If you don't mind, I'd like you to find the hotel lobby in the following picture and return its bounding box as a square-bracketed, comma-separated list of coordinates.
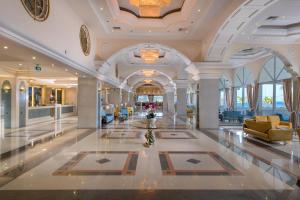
[0, 0, 300, 199]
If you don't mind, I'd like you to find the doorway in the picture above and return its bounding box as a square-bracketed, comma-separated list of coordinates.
[19, 81, 26, 128]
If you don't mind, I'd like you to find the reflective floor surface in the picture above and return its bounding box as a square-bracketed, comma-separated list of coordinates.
[0, 114, 299, 199]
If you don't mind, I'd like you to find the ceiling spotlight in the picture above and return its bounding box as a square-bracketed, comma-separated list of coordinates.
[65, 69, 68, 71]
[18, 63, 22, 66]
[197, 9, 201, 12]
[32, 56, 36, 60]
[3, 46, 8, 49]
[51, 64, 54, 67]
[75, 72, 78, 75]
[100, 7, 104, 11]
[148, 30, 152, 33]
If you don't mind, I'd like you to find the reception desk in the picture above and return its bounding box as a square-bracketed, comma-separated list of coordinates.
[28, 105, 76, 124]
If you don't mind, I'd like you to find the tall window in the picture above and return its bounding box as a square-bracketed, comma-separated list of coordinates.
[258, 56, 291, 113]
[234, 67, 252, 110]
[137, 95, 149, 102]
[153, 95, 163, 102]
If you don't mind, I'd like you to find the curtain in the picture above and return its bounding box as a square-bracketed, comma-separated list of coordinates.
[283, 79, 295, 126]
[225, 88, 233, 110]
[253, 82, 259, 112]
[283, 79, 293, 112]
[247, 85, 253, 111]
[295, 78, 300, 127]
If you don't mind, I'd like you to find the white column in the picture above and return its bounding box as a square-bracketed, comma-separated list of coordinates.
[163, 93, 168, 113]
[198, 78, 219, 129]
[174, 80, 188, 118]
[165, 85, 175, 114]
[78, 77, 99, 128]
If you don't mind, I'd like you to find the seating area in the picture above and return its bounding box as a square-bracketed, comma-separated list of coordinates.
[243, 115, 292, 142]
[100, 110, 114, 124]
[220, 111, 244, 123]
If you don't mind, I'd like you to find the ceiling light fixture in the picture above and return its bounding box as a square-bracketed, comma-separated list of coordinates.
[3, 46, 8, 49]
[144, 79, 153, 84]
[129, 0, 171, 17]
[140, 48, 159, 64]
[18, 63, 22, 66]
[32, 56, 36, 60]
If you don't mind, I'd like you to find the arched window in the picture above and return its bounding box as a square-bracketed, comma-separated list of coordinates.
[234, 67, 252, 110]
[258, 56, 291, 112]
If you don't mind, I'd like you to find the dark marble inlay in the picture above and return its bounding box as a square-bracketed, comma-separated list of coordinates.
[155, 131, 197, 139]
[186, 158, 201, 164]
[96, 158, 110, 164]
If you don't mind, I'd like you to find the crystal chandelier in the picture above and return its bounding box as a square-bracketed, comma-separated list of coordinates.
[140, 49, 160, 64]
[129, 0, 171, 17]
[142, 70, 155, 77]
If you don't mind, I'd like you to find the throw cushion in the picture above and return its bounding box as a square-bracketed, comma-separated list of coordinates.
[255, 116, 268, 122]
[267, 115, 280, 128]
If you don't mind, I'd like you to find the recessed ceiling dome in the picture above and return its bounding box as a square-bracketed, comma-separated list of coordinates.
[118, 0, 185, 18]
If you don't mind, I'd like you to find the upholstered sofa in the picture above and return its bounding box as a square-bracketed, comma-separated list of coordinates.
[119, 108, 129, 121]
[222, 111, 244, 123]
[100, 110, 114, 124]
[243, 115, 292, 142]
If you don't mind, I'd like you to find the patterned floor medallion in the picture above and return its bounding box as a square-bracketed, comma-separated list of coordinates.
[53, 151, 139, 176]
[159, 151, 243, 176]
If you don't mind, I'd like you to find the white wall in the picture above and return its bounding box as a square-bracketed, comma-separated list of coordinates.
[0, 0, 97, 72]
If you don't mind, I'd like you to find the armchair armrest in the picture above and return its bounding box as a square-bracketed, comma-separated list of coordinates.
[268, 129, 292, 141]
[279, 121, 292, 129]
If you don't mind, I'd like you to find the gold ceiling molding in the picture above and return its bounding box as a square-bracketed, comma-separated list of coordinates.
[129, 0, 171, 17]
[140, 49, 160, 64]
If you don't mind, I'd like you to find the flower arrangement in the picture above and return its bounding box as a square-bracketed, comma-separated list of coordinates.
[144, 102, 157, 110]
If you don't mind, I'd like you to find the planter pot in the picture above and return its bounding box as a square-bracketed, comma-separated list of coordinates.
[148, 118, 157, 129]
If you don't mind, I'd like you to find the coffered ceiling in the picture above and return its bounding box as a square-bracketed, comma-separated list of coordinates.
[69, 0, 243, 41]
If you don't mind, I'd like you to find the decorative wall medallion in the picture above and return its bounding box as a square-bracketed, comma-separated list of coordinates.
[21, 0, 50, 22]
[79, 25, 91, 56]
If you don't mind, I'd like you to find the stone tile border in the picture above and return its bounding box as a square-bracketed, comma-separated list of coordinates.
[159, 151, 243, 176]
[53, 151, 139, 176]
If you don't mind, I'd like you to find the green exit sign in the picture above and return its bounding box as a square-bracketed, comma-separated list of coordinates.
[35, 64, 42, 72]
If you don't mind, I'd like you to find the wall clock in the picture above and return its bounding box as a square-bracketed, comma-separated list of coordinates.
[80, 25, 91, 56]
[21, 0, 50, 22]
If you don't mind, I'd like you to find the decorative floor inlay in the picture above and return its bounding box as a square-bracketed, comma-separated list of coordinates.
[155, 131, 197, 139]
[159, 151, 243, 176]
[96, 158, 110, 164]
[101, 130, 144, 139]
[53, 151, 139, 176]
[186, 158, 201, 164]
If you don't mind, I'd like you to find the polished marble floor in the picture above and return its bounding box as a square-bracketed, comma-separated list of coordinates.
[0, 114, 299, 199]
